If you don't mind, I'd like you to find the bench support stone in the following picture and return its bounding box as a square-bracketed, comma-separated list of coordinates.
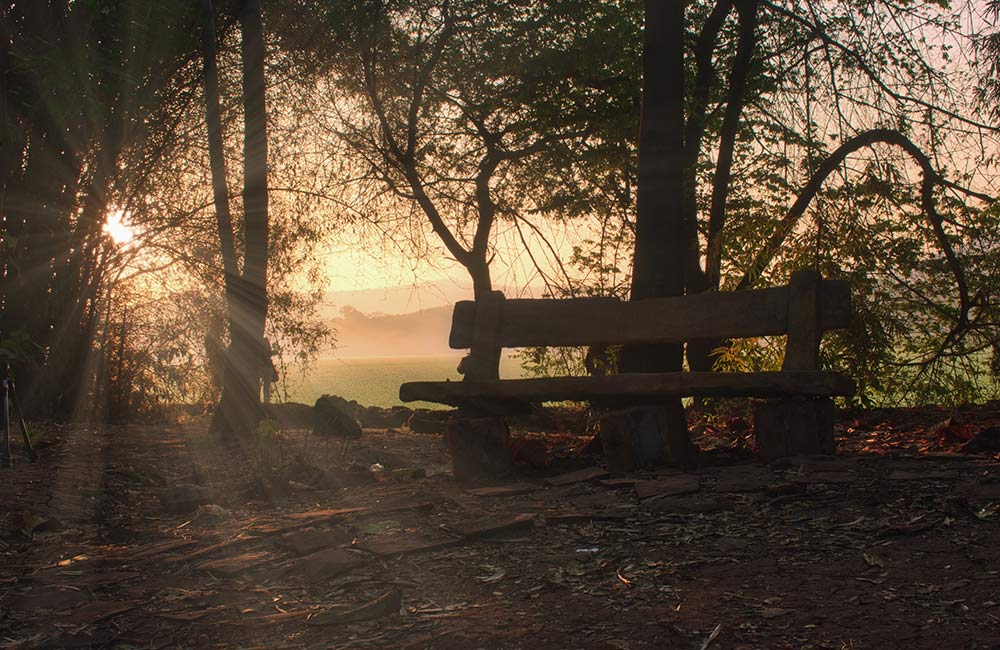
[754, 397, 834, 460]
[445, 417, 512, 482]
[599, 404, 697, 472]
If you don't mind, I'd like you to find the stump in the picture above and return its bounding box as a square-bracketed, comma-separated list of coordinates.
[754, 397, 834, 460]
[599, 404, 697, 473]
[446, 417, 512, 482]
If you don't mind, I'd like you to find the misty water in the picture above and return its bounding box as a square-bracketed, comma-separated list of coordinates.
[285, 353, 525, 409]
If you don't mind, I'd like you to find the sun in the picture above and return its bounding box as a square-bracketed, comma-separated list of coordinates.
[104, 209, 135, 246]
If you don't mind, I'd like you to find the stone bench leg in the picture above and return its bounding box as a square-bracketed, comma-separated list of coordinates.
[599, 403, 697, 473]
[445, 417, 512, 482]
[754, 397, 835, 461]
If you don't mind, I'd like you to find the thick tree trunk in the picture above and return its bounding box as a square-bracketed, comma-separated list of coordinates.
[620, 0, 687, 375]
[616, 0, 694, 463]
[210, 0, 270, 440]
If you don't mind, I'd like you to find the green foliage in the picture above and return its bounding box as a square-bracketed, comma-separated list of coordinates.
[519, 1, 1000, 406]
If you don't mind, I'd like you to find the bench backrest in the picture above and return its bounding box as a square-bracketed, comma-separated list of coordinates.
[449, 270, 851, 375]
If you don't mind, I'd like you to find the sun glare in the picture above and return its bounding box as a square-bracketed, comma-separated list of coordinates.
[104, 209, 135, 246]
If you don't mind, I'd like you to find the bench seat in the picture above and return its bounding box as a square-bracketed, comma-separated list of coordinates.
[398, 271, 855, 470]
[400, 370, 855, 407]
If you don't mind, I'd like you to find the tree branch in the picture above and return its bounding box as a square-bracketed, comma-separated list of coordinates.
[705, 0, 759, 289]
[736, 128, 981, 330]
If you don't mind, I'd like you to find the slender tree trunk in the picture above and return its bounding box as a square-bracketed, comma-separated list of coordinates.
[620, 0, 687, 375]
[687, 0, 759, 373]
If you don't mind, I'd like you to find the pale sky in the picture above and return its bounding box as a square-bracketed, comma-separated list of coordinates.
[321, 215, 611, 314]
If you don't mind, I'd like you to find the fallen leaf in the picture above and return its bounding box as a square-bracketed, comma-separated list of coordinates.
[760, 607, 792, 619]
[699, 623, 722, 650]
[475, 566, 506, 584]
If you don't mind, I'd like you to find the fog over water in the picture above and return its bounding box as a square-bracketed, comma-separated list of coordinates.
[285, 297, 525, 407]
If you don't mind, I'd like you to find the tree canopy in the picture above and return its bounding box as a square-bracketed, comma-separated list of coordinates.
[2, 0, 999, 419]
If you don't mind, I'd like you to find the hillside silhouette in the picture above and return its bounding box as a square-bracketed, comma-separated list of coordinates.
[330, 305, 455, 358]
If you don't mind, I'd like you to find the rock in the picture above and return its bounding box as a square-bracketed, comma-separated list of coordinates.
[407, 409, 453, 434]
[633, 475, 700, 499]
[446, 513, 535, 538]
[961, 426, 1000, 453]
[286, 457, 328, 487]
[291, 548, 366, 583]
[276, 526, 352, 555]
[265, 402, 316, 429]
[314, 395, 362, 439]
[195, 504, 229, 519]
[357, 531, 459, 556]
[544, 466, 609, 486]
[18, 512, 62, 538]
[359, 405, 413, 429]
[160, 484, 214, 515]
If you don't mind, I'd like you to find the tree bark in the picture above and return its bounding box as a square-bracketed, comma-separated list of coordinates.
[687, 0, 759, 374]
[620, 0, 687, 375]
[209, 0, 271, 440]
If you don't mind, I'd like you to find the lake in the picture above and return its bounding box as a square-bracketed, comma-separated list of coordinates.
[284, 353, 526, 409]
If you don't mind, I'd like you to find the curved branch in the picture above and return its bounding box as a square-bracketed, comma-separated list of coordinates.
[736, 128, 980, 326]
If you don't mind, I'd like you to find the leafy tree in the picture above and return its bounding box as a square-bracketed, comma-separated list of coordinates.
[560, 0, 1000, 405]
[301, 0, 640, 378]
[0, 0, 205, 417]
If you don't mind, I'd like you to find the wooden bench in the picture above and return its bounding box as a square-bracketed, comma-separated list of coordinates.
[400, 270, 854, 476]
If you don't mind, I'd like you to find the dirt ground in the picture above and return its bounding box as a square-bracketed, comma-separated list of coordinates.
[2, 402, 1000, 650]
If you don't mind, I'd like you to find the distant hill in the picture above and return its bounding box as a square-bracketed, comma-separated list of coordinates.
[329, 305, 456, 358]
[320, 281, 474, 319]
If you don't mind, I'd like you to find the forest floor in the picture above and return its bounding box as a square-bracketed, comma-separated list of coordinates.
[2, 402, 1000, 650]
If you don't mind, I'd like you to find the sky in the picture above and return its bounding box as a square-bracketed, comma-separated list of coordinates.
[320, 215, 603, 315]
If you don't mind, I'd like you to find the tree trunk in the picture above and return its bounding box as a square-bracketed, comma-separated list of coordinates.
[461, 258, 501, 382]
[686, 0, 759, 375]
[210, 0, 270, 440]
[620, 0, 687, 375]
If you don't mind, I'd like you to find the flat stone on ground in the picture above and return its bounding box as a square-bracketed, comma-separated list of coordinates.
[446, 513, 535, 538]
[567, 492, 629, 510]
[715, 467, 773, 493]
[634, 475, 700, 500]
[276, 527, 353, 556]
[792, 471, 853, 485]
[545, 467, 609, 487]
[644, 495, 734, 514]
[357, 531, 460, 556]
[467, 483, 539, 497]
[293, 548, 366, 582]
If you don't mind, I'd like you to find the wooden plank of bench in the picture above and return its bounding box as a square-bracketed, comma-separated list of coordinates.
[783, 270, 821, 371]
[400, 371, 855, 406]
[448, 281, 851, 349]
